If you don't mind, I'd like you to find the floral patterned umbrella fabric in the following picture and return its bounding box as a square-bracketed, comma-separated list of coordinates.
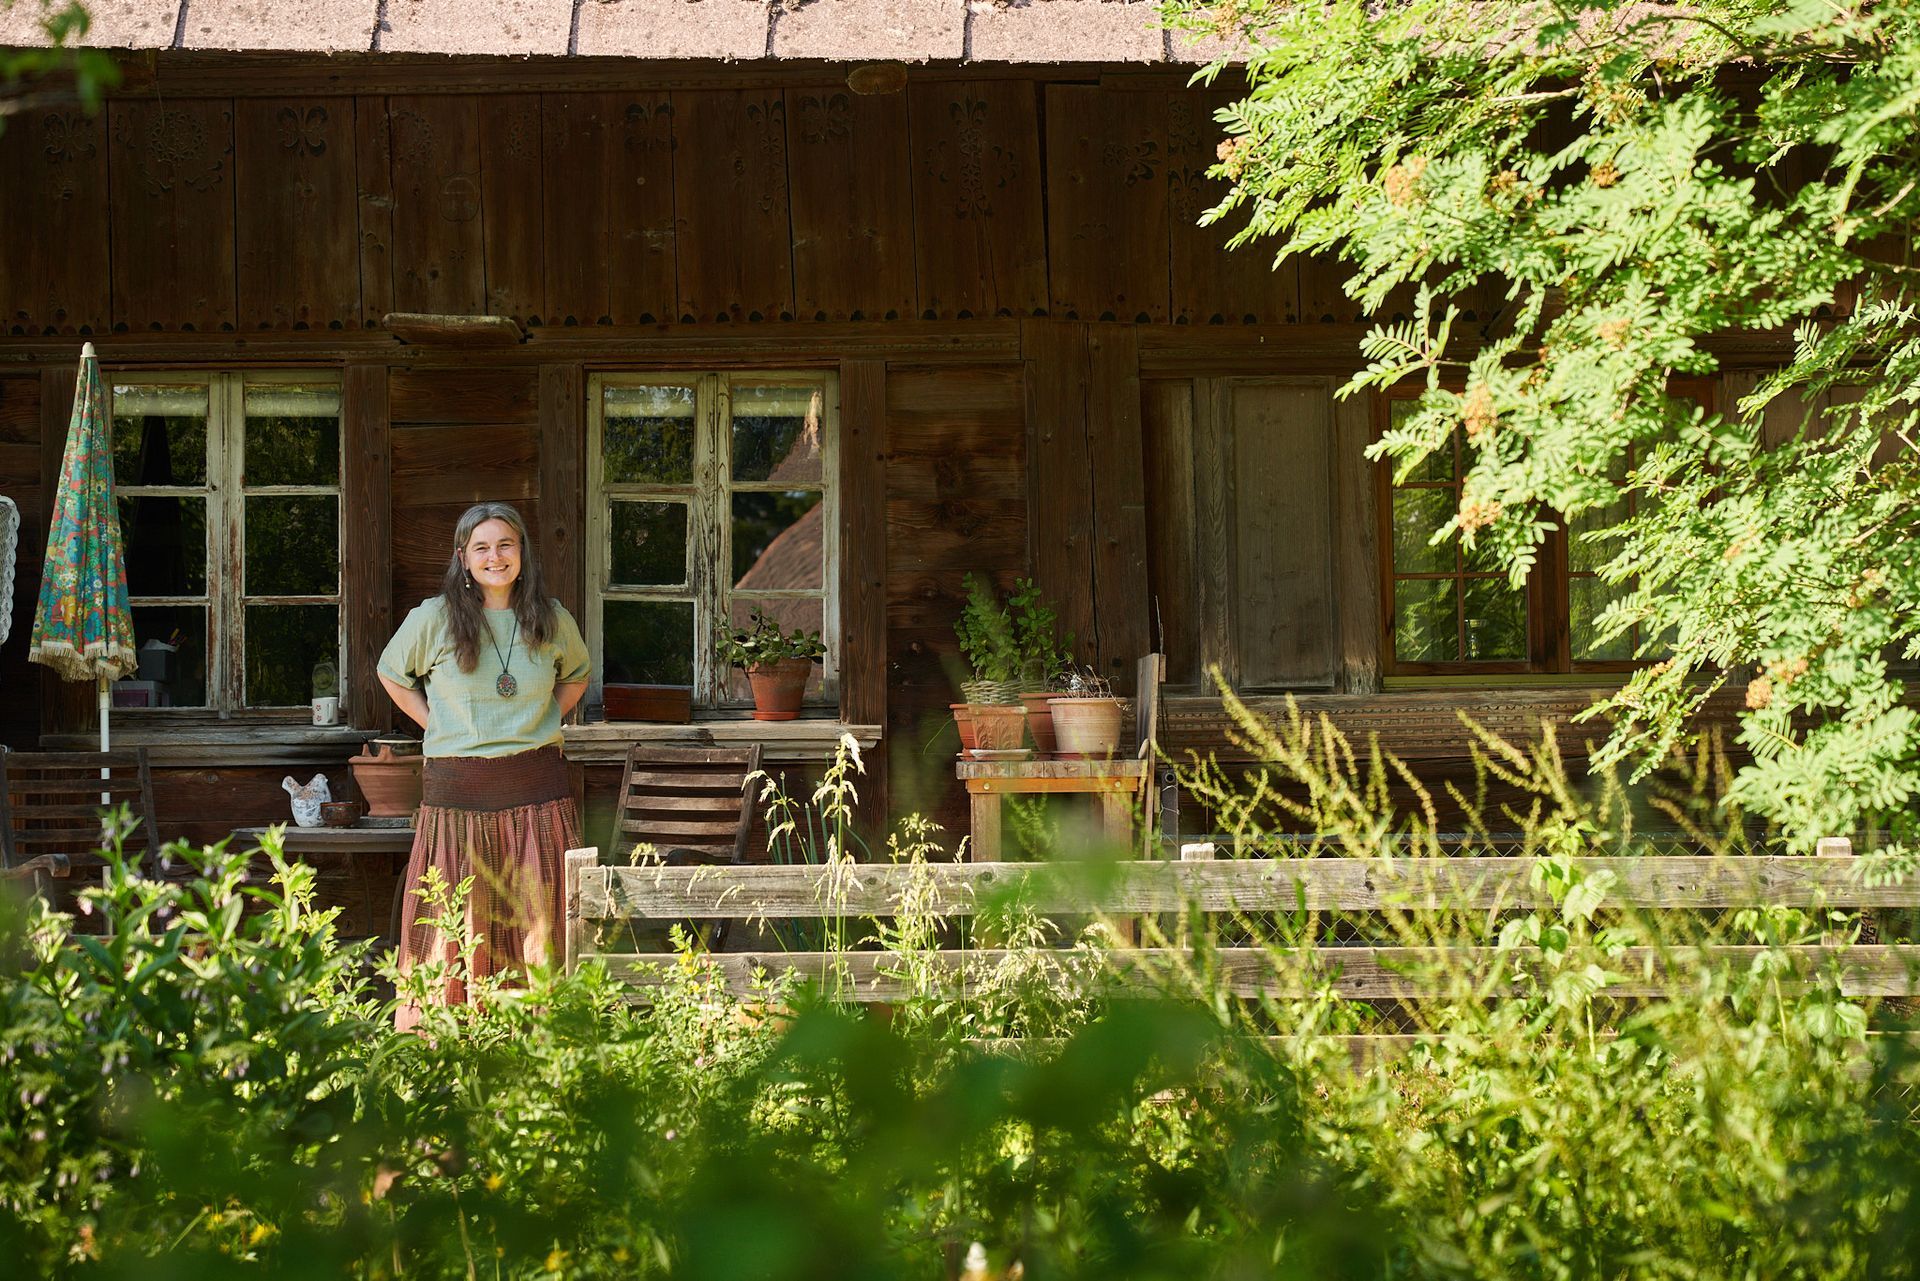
[28, 344, 136, 744]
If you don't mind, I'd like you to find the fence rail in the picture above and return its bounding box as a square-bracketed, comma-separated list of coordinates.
[563, 843, 1920, 1005]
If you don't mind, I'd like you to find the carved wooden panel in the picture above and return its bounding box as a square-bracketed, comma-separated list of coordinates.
[907, 81, 1047, 319]
[233, 99, 360, 329]
[479, 95, 545, 323]
[387, 95, 486, 315]
[542, 92, 677, 326]
[788, 88, 915, 321]
[108, 99, 237, 331]
[672, 90, 794, 323]
[1167, 90, 1296, 325]
[1045, 85, 1170, 323]
[0, 108, 110, 335]
[608, 96, 679, 325]
[355, 97, 396, 328]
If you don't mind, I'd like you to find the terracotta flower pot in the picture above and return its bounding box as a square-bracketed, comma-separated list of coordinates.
[349, 740, 424, 818]
[746, 658, 813, 721]
[1020, 692, 1057, 754]
[950, 703, 978, 753]
[1048, 697, 1125, 758]
[968, 703, 1028, 751]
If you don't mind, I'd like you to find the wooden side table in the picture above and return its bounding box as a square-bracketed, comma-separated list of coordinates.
[955, 758, 1152, 862]
[232, 823, 417, 941]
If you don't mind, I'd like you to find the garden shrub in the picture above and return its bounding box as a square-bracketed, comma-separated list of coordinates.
[1, 709, 1917, 1278]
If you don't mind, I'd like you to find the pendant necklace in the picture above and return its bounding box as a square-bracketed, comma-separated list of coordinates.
[487, 614, 519, 698]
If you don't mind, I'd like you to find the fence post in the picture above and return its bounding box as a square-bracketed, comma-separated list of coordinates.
[564, 847, 598, 974]
[1816, 836, 1853, 858]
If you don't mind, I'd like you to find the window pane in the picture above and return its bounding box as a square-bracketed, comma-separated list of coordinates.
[609, 500, 687, 588]
[246, 495, 339, 596]
[119, 495, 206, 596]
[244, 383, 340, 486]
[1391, 487, 1454, 574]
[245, 604, 339, 707]
[1463, 578, 1527, 660]
[1572, 576, 1634, 661]
[111, 384, 207, 486]
[724, 596, 824, 702]
[1569, 497, 1630, 572]
[602, 599, 694, 686]
[123, 605, 208, 708]
[731, 383, 825, 484]
[1394, 579, 1456, 663]
[732, 491, 824, 590]
[1389, 399, 1454, 482]
[603, 383, 696, 484]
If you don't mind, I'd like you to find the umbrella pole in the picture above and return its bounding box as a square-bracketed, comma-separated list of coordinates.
[98, 674, 111, 805]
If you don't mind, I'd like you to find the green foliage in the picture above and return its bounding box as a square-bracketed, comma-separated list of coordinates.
[7, 720, 1920, 1280]
[956, 573, 1074, 687]
[713, 604, 825, 670]
[1163, 0, 1920, 850]
[1, 1, 119, 125]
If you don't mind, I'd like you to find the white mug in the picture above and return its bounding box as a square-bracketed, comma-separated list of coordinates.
[312, 695, 340, 726]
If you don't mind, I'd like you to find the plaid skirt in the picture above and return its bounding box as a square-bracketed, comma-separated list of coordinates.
[394, 746, 579, 1029]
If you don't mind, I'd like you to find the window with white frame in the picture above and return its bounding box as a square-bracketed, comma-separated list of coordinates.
[587, 372, 838, 709]
[110, 373, 343, 713]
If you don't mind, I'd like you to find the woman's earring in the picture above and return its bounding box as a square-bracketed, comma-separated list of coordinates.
[465, 575, 474, 589]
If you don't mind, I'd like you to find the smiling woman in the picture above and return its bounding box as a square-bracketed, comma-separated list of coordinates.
[375, 501, 591, 1029]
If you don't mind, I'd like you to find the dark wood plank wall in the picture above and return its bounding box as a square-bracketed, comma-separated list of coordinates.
[1, 81, 1303, 335]
[0, 72, 1540, 873]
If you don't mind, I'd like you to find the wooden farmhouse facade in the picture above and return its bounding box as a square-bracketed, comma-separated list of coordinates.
[0, 4, 1770, 931]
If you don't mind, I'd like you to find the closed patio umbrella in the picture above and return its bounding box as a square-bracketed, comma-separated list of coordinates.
[28, 343, 136, 751]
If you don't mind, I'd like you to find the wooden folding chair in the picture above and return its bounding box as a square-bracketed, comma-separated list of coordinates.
[0, 748, 161, 915]
[607, 745, 764, 949]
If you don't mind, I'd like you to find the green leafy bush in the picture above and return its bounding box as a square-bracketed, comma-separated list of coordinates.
[4, 704, 1919, 1281]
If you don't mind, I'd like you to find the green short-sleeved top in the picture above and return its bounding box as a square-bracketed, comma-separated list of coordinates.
[377, 596, 591, 758]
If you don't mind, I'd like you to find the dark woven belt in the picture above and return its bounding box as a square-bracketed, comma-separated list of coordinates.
[421, 745, 571, 812]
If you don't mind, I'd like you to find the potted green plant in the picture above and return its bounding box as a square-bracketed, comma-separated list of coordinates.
[954, 573, 1027, 752]
[715, 606, 826, 721]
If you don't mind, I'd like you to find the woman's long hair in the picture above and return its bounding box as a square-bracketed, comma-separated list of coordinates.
[439, 502, 558, 674]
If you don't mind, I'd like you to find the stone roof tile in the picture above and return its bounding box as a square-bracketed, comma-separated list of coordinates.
[182, 0, 376, 53]
[773, 0, 964, 62]
[966, 0, 1164, 64]
[377, 0, 572, 56]
[576, 0, 772, 60]
[0, 0, 180, 48]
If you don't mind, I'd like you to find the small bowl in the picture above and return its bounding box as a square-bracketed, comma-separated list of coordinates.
[319, 801, 361, 828]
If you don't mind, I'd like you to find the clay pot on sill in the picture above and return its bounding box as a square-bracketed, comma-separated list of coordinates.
[349, 738, 424, 818]
[746, 658, 813, 721]
[1047, 697, 1125, 758]
[1019, 693, 1058, 754]
[950, 703, 978, 753]
[967, 703, 1028, 752]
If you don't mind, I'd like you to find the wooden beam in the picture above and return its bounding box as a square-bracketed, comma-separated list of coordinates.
[342, 363, 393, 731]
[538, 364, 586, 621]
[1087, 326, 1151, 693]
[839, 358, 889, 839]
[597, 944, 1920, 1001]
[1022, 319, 1096, 670]
[1332, 389, 1381, 693]
[383, 313, 525, 346]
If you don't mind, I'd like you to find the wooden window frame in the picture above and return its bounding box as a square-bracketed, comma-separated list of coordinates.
[585, 370, 841, 712]
[109, 369, 345, 718]
[1376, 380, 1713, 677]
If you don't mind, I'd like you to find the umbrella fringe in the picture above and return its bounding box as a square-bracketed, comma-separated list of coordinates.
[28, 640, 138, 685]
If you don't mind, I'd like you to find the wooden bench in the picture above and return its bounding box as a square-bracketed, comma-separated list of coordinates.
[564, 840, 1920, 1005]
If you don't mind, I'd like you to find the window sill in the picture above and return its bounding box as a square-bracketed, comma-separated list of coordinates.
[562, 719, 881, 765]
[40, 724, 378, 767]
